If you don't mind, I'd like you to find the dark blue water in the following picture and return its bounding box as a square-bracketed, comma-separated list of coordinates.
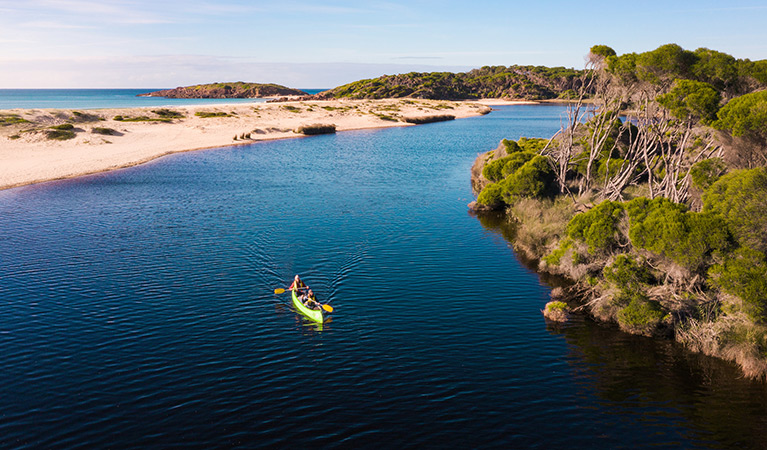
[0, 89, 327, 110]
[1, 105, 766, 449]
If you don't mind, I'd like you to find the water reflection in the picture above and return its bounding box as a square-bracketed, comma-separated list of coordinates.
[476, 210, 767, 449]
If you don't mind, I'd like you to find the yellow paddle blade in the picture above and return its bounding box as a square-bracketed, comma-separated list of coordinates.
[274, 288, 285, 294]
[321, 304, 334, 313]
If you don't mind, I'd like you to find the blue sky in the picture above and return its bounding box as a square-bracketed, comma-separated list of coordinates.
[1, 0, 766, 88]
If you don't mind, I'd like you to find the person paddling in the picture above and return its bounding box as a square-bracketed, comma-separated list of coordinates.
[303, 289, 320, 310]
[288, 274, 306, 291]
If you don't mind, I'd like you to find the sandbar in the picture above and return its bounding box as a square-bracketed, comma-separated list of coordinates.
[0, 99, 491, 190]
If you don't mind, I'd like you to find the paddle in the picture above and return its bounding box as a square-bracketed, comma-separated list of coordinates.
[273, 287, 334, 312]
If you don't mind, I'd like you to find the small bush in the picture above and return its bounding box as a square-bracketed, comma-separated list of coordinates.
[282, 105, 301, 113]
[50, 123, 74, 130]
[9, 134, 21, 140]
[476, 182, 505, 208]
[703, 168, 767, 253]
[627, 197, 731, 271]
[517, 137, 548, 153]
[295, 124, 336, 135]
[543, 237, 573, 266]
[566, 200, 625, 255]
[45, 129, 76, 140]
[690, 157, 727, 191]
[91, 127, 117, 135]
[603, 254, 653, 290]
[194, 111, 232, 118]
[710, 247, 767, 322]
[617, 294, 664, 335]
[113, 115, 124, 121]
[0, 114, 30, 126]
[501, 155, 557, 202]
[152, 108, 184, 118]
[543, 301, 570, 322]
[402, 114, 455, 124]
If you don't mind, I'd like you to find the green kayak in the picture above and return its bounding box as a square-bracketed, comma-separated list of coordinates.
[292, 286, 324, 323]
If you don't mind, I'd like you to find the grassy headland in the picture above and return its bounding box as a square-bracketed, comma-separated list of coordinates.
[140, 82, 307, 99]
[470, 44, 767, 378]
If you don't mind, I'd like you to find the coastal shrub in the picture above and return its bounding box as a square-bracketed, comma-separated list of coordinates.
[152, 108, 184, 119]
[45, 129, 76, 140]
[195, 111, 232, 118]
[500, 152, 536, 178]
[501, 139, 521, 153]
[627, 197, 731, 271]
[543, 301, 570, 322]
[603, 254, 653, 290]
[616, 294, 664, 335]
[282, 105, 301, 113]
[703, 168, 767, 253]
[295, 124, 336, 135]
[709, 247, 767, 322]
[566, 200, 625, 255]
[476, 182, 504, 208]
[91, 127, 117, 135]
[9, 134, 20, 140]
[113, 115, 124, 121]
[402, 114, 455, 124]
[543, 237, 574, 266]
[0, 114, 30, 126]
[713, 90, 767, 142]
[656, 79, 721, 124]
[517, 137, 548, 153]
[501, 155, 556, 202]
[482, 152, 536, 182]
[50, 123, 74, 130]
[690, 158, 727, 190]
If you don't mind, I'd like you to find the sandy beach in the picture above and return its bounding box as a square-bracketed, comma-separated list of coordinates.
[0, 99, 491, 190]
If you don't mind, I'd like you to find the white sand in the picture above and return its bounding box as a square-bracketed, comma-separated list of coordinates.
[0, 99, 490, 190]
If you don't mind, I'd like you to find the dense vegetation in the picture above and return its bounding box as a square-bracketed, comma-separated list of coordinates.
[141, 82, 307, 99]
[471, 44, 767, 378]
[318, 65, 587, 100]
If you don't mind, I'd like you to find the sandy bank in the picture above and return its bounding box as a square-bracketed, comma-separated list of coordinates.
[0, 99, 490, 190]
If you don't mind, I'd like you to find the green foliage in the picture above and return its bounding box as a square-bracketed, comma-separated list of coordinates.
[590, 45, 617, 58]
[91, 127, 117, 135]
[546, 301, 568, 312]
[656, 79, 721, 124]
[627, 197, 731, 271]
[282, 105, 301, 113]
[501, 138, 521, 153]
[476, 182, 504, 208]
[617, 294, 664, 335]
[603, 254, 653, 290]
[295, 123, 336, 135]
[690, 158, 727, 190]
[543, 237, 573, 266]
[636, 44, 697, 85]
[113, 115, 171, 122]
[324, 65, 587, 100]
[713, 90, 767, 141]
[500, 152, 536, 178]
[710, 247, 767, 322]
[194, 111, 232, 118]
[501, 155, 556, 202]
[691, 48, 739, 92]
[0, 114, 29, 126]
[45, 129, 76, 140]
[50, 123, 74, 130]
[517, 137, 548, 153]
[703, 168, 767, 253]
[151, 108, 184, 118]
[566, 200, 625, 255]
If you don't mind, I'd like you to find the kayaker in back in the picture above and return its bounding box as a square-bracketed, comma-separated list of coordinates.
[303, 289, 320, 310]
[288, 274, 306, 291]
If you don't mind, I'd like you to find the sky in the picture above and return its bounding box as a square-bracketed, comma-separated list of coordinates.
[1, 0, 767, 88]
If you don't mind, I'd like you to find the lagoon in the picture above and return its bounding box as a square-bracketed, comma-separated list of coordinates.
[1, 105, 765, 448]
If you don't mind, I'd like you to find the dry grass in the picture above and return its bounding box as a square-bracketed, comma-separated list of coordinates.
[509, 197, 577, 261]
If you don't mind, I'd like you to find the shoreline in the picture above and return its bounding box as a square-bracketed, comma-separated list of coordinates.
[0, 99, 490, 191]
